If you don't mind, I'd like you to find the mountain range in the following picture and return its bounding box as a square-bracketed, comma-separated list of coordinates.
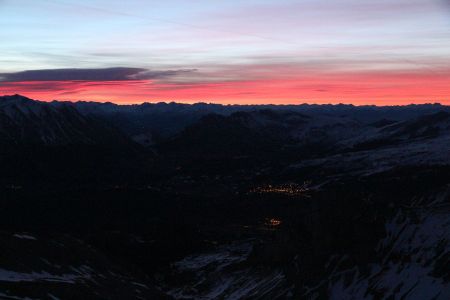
[0, 94, 449, 299]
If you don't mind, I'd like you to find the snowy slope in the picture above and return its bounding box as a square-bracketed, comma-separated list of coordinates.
[0, 94, 129, 146]
[325, 194, 450, 300]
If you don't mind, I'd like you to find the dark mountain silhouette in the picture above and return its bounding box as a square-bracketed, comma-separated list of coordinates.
[161, 110, 309, 157]
[0, 95, 449, 299]
[50, 96, 450, 145]
[0, 94, 131, 145]
[0, 95, 151, 186]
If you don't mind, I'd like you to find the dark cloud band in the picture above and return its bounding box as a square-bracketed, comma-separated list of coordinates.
[0, 67, 196, 82]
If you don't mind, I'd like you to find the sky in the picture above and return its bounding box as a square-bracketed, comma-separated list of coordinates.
[1, 0, 450, 105]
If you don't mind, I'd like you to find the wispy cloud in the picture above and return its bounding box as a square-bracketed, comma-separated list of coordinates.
[0, 67, 196, 82]
[2, 0, 450, 104]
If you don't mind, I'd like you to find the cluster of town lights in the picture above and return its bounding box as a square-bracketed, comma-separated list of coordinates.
[251, 182, 310, 196]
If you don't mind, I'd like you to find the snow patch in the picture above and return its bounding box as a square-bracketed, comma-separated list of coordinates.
[13, 234, 37, 241]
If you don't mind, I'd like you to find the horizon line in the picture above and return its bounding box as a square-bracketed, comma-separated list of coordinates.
[1, 93, 447, 108]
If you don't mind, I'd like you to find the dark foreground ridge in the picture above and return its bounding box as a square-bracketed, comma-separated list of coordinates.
[0, 94, 449, 299]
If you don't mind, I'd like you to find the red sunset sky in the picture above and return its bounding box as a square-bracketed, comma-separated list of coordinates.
[2, 0, 450, 105]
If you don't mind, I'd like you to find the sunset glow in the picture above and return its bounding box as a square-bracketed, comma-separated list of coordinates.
[2, 0, 450, 104]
